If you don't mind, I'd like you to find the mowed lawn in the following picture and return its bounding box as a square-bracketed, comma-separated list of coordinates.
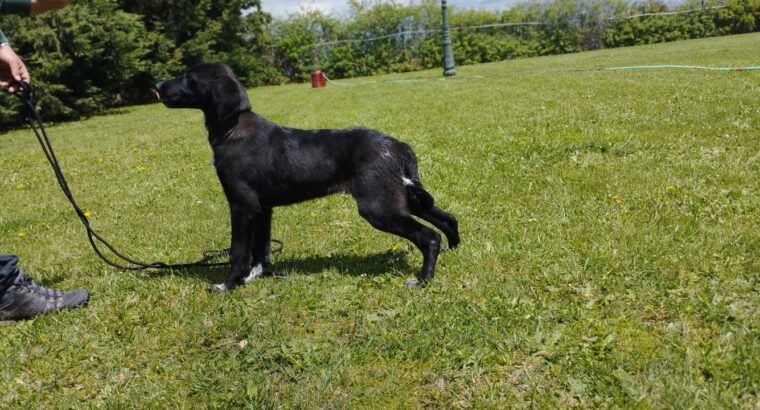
[1, 33, 758, 408]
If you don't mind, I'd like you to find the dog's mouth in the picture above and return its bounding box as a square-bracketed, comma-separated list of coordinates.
[153, 88, 161, 101]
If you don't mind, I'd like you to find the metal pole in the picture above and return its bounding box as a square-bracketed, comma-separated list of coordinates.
[441, 0, 456, 76]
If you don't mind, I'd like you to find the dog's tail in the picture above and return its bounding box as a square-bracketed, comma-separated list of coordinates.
[406, 180, 435, 212]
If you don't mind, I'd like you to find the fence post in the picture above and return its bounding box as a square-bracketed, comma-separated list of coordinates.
[441, 0, 456, 76]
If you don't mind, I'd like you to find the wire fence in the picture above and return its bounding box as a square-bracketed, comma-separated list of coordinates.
[266, 4, 728, 52]
[613, 4, 726, 19]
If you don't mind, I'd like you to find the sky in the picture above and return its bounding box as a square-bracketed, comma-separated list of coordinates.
[261, 0, 516, 18]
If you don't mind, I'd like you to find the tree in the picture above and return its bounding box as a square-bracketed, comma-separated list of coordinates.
[0, 1, 162, 126]
[116, 0, 272, 85]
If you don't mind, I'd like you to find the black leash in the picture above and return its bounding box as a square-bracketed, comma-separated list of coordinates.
[13, 81, 282, 271]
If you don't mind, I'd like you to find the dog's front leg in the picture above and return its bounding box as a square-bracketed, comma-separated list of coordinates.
[248, 208, 274, 279]
[210, 204, 255, 293]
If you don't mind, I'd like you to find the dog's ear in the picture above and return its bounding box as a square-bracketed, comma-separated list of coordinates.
[211, 72, 251, 122]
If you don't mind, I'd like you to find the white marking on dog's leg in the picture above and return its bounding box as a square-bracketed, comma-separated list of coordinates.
[210, 283, 228, 293]
[243, 263, 264, 284]
[402, 177, 414, 186]
[405, 278, 422, 288]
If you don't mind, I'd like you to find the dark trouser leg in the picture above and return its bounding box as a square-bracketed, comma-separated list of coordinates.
[0, 255, 20, 295]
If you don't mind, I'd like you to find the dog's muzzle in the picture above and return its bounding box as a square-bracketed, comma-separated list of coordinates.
[153, 82, 164, 101]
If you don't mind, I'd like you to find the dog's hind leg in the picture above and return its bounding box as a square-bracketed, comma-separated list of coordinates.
[411, 206, 460, 251]
[405, 182, 460, 250]
[356, 193, 441, 288]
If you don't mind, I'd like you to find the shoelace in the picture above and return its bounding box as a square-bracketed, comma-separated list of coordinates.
[13, 270, 64, 300]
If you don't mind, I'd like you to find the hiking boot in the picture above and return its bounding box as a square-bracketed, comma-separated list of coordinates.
[0, 270, 89, 320]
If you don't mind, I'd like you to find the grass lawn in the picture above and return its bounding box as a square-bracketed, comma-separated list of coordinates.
[1, 33, 759, 408]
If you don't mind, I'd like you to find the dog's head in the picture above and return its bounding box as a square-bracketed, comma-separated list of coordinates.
[154, 63, 251, 122]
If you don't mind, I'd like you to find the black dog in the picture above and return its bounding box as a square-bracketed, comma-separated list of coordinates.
[155, 63, 459, 292]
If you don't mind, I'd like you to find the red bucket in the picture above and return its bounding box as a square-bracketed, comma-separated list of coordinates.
[311, 71, 327, 88]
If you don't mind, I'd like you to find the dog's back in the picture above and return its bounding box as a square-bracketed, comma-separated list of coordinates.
[220, 117, 422, 207]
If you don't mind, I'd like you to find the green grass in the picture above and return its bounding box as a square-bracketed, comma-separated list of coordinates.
[1, 33, 759, 408]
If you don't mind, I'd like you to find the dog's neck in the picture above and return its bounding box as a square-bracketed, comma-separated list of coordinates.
[204, 109, 249, 143]
[204, 109, 271, 146]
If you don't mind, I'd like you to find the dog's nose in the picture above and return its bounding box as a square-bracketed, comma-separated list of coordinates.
[153, 81, 164, 101]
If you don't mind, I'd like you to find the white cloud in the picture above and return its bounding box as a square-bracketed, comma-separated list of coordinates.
[262, 0, 350, 17]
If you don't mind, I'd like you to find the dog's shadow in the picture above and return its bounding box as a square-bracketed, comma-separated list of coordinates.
[158, 250, 413, 284]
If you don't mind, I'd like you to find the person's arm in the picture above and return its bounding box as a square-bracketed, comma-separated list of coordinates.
[0, 0, 32, 16]
[0, 0, 31, 43]
[0, 0, 69, 92]
[0, 0, 31, 91]
[0, 0, 69, 43]
[1, 0, 71, 15]
[0, 44, 27, 91]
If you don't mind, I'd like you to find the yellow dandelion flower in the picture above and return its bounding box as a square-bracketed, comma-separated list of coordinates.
[139, 166, 146, 171]
[392, 243, 399, 252]
[18, 232, 26, 238]
[614, 196, 623, 205]
[84, 211, 92, 217]
[15, 183, 24, 189]
[98, 158, 104, 164]
[666, 185, 676, 191]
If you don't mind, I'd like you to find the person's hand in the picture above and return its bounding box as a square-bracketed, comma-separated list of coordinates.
[0, 46, 29, 93]
[31, 0, 71, 14]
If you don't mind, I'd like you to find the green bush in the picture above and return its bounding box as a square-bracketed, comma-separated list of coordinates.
[0, 2, 164, 127]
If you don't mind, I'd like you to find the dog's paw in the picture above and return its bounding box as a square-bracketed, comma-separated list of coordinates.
[243, 264, 264, 284]
[264, 269, 288, 279]
[442, 243, 460, 253]
[208, 283, 230, 293]
[405, 279, 423, 289]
